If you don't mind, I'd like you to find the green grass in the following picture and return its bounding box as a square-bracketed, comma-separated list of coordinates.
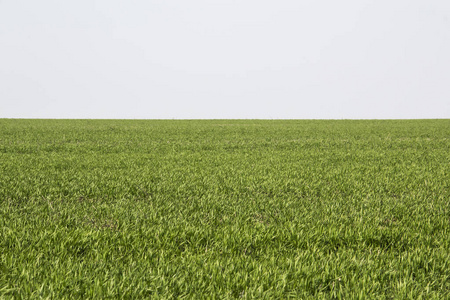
[0, 119, 449, 299]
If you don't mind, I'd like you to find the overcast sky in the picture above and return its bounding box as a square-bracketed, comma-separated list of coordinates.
[1, 0, 449, 119]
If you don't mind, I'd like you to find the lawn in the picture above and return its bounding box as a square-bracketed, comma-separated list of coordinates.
[1, 119, 449, 299]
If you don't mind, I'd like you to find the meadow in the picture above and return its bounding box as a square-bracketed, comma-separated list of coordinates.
[0, 119, 449, 299]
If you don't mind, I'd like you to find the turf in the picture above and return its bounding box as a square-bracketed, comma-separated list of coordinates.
[0, 119, 449, 299]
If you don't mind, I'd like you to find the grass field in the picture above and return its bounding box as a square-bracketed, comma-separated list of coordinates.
[0, 119, 449, 299]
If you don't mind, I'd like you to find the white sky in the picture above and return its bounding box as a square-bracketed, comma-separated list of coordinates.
[1, 0, 449, 119]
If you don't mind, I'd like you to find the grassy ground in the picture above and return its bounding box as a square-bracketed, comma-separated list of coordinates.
[0, 119, 449, 299]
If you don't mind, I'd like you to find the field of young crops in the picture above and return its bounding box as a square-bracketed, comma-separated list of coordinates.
[0, 119, 449, 298]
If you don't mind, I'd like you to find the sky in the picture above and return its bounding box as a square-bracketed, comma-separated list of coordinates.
[0, 0, 449, 119]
